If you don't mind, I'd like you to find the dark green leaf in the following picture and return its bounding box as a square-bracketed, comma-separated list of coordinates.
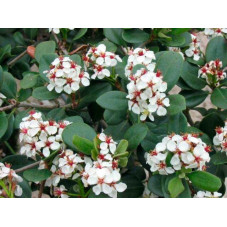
[23, 169, 52, 182]
[211, 88, 227, 109]
[35, 41, 56, 63]
[103, 28, 126, 46]
[168, 94, 186, 115]
[122, 29, 150, 43]
[73, 135, 94, 155]
[32, 86, 60, 100]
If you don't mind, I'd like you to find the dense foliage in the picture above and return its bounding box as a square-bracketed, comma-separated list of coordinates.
[0, 28, 226, 198]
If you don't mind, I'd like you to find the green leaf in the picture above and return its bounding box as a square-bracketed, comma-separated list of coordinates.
[23, 169, 52, 182]
[180, 90, 209, 108]
[18, 88, 32, 102]
[96, 91, 128, 111]
[181, 62, 206, 90]
[32, 86, 60, 100]
[68, 54, 81, 66]
[73, 135, 94, 155]
[1, 72, 17, 98]
[24, 28, 38, 40]
[2, 155, 35, 170]
[104, 120, 130, 141]
[168, 94, 186, 115]
[187, 171, 222, 192]
[206, 36, 227, 67]
[64, 116, 83, 123]
[1, 114, 14, 141]
[118, 157, 128, 167]
[165, 35, 185, 47]
[211, 88, 227, 109]
[171, 28, 190, 35]
[168, 176, 185, 198]
[39, 53, 58, 81]
[77, 82, 112, 109]
[155, 51, 184, 91]
[0, 66, 3, 88]
[0, 44, 11, 64]
[35, 41, 56, 63]
[118, 175, 144, 198]
[62, 122, 96, 152]
[115, 139, 128, 155]
[47, 108, 66, 121]
[20, 72, 39, 89]
[104, 109, 126, 125]
[17, 179, 32, 198]
[148, 175, 164, 197]
[211, 152, 227, 165]
[73, 28, 87, 40]
[200, 112, 224, 138]
[168, 112, 187, 134]
[0, 112, 8, 139]
[103, 28, 126, 46]
[122, 29, 150, 43]
[124, 123, 148, 151]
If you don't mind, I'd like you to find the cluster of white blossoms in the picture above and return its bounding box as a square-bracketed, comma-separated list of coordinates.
[125, 48, 169, 121]
[146, 133, 211, 175]
[0, 93, 6, 107]
[83, 44, 122, 79]
[45, 56, 90, 94]
[198, 59, 226, 86]
[19, 110, 71, 158]
[204, 28, 227, 38]
[79, 133, 127, 198]
[185, 34, 202, 61]
[213, 121, 227, 153]
[194, 191, 222, 198]
[168, 47, 184, 59]
[40, 149, 86, 187]
[48, 28, 74, 34]
[0, 163, 23, 197]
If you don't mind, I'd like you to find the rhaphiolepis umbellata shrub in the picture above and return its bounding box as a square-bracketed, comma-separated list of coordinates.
[0, 28, 227, 198]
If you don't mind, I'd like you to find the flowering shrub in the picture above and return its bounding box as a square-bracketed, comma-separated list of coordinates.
[0, 28, 227, 198]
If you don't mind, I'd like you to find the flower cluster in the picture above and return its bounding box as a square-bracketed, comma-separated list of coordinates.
[146, 133, 211, 175]
[83, 44, 122, 79]
[0, 163, 23, 197]
[198, 59, 226, 86]
[45, 56, 90, 94]
[0, 93, 6, 107]
[19, 110, 71, 158]
[125, 47, 156, 77]
[80, 133, 127, 198]
[204, 28, 227, 38]
[185, 34, 202, 61]
[213, 121, 227, 153]
[40, 149, 86, 187]
[125, 48, 169, 121]
[194, 191, 222, 198]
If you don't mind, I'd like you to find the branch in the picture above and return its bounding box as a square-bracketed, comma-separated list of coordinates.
[15, 161, 40, 173]
[38, 180, 46, 198]
[7, 50, 27, 67]
[52, 31, 68, 55]
[184, 109, 194, 126]
[0, 102, 72, 113]
[69, 44, 88, 55]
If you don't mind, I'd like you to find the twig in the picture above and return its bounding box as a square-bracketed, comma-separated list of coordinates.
[69, 44, 88, 55]
[0, 102, 72, 112]
[52, 31, 68, 55]
[15, 161, 40, 173]
[184, 109, 194, 126]
[38, 180, 46, 198]
[7, 50, 27, 67]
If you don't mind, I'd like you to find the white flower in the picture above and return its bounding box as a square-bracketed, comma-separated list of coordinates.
[45, 56, 90, 95]
[198, 60, 226, 86]
[54, 185, 69, 198]
[146, 133, 211, 175]
[0, 93, 6, 106]
[213, 121, 227, 153]
[185, 34, 202, 61]
[49, 28, 60, 34]
[204, 28, 227, 38]
[194, 191, 222, 198]
[98, 133, 117, 154]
